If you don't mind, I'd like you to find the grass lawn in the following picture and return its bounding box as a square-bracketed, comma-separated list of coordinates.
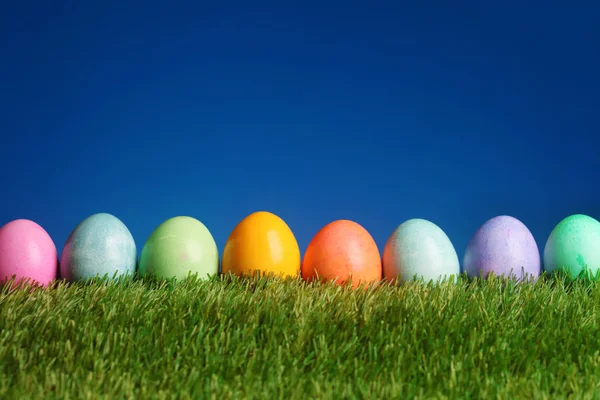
[1, 273, 600, 399]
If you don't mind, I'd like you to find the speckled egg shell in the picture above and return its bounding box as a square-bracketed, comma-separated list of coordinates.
[0, 219, 58, 287]
[463, 215, 540, 281]
[60, 213, 137, 282]
[301, 220, 381, 288]
[383, 218, 460, 283]
[543, 214, 600, 279]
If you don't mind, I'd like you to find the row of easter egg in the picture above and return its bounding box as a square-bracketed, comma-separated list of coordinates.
[1, 211, 600, 288]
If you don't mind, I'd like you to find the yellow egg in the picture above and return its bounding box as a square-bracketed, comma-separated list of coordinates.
[222, 211, 300, 278]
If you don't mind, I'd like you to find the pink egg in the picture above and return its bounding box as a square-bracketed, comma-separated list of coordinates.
[0, 219, 58, 287]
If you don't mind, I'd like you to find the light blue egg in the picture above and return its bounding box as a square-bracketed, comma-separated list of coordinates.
[60, 213, 137, 282]
[383, 218, 460, 283]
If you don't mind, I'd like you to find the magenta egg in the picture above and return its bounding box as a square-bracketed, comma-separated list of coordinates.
[463, 215, 540, 281]
[0, 219, 58, 287]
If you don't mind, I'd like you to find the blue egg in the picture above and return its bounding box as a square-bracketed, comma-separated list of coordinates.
[60, 213, 137, 282]
[382, 218, 460, 283]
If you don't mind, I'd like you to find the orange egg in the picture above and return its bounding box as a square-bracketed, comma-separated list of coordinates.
[222, 211, 300, 278]
[302, 220, 382, 288]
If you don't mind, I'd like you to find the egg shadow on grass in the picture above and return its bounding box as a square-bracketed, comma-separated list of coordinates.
[381, 272, 463, 290]
[0, 275, 48, 294]
[462, 268, 546, 296]
[134, 270, 224, 291]
[544, 266, 599, 294]
[53, 270, 139, 291]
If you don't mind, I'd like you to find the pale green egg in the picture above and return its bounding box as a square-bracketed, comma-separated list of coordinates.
[543, 214, 600, 280]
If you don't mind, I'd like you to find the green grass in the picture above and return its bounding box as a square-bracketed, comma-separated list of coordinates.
[2, 273, 600, 399]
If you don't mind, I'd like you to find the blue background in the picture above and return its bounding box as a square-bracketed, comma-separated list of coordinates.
[1, 1, 599, 265]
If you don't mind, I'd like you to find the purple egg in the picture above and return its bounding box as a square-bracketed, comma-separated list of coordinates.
[463, 215, 540, 281]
